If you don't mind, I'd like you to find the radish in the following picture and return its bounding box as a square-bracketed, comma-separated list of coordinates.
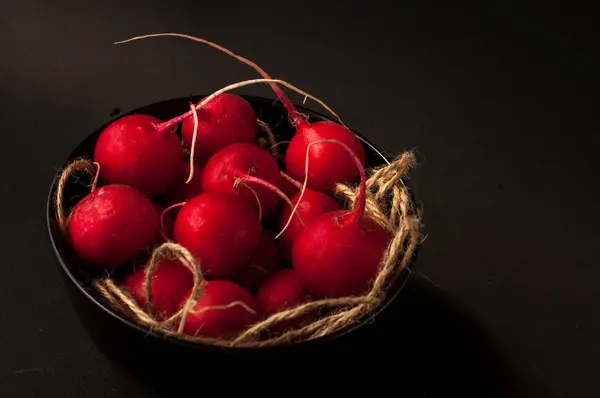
[68, 184, 160, 268]
[285, 122, 366, 192]
[277, 188, 340, 261]
[179, 280, 258, 338]
[173, 192, 262, 279]
[164, 161, 203, 205]
[122, 259, 193, 320]
[93, 114, 184, 197]
[181, 93, 258, 165]
[290, 139, 391, 298]
[242, 229, 283, 294]
[114, 33, 363, 191]
[256, 269, 310, 331]
[201, 143, 284, 216]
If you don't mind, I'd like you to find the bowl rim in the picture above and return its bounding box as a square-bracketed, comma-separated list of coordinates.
[46, 94, 418, 351]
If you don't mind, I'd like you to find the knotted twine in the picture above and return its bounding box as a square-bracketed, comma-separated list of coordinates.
[56, 151, 421, 348]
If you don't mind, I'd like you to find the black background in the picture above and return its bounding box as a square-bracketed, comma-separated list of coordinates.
[0, 1, 598, 397]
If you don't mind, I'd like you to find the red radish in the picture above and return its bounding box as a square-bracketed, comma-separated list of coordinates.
[181, 93, 258, 165]
[256, 269, 310, 331]
[277, 189, 340, 261]
[114, 34, 362, 191]
[285, 121, 366, 192]
[122, 259, 193, 320]
[174, 192, 262, 279]
[293, 211, 389, 298]
[201, 143, 284, 216]
[179, 280, 258, 338]
[291, 140, 391, 298]
[94, 114, 184, 197]
[242, 229, 283, 293]
[68, 184, 160, 268]
[164, 161, 203, 205]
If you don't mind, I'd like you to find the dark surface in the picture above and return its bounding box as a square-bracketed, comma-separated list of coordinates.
[0, 2, 597, 397]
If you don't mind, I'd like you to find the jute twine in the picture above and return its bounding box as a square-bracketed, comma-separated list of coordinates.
[55, 150, 421, 347]
[256, 118, 280, 159]
[54, 158, 99, 237]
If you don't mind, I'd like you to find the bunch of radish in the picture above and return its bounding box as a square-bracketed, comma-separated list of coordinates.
[60, 34, 391, 341]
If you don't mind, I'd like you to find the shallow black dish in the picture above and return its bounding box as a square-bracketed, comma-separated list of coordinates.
[46, 95, 420, 381]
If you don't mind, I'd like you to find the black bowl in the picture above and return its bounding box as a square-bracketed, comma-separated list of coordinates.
[46, 95, 419, 384]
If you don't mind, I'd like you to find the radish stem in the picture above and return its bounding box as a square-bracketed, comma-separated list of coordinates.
[233, 179, 263, 222]
[153, 78, 344, 134]
[186, 102, 200, 184]
[280, 171, 302, 190]
[237, 174, 305, 226]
